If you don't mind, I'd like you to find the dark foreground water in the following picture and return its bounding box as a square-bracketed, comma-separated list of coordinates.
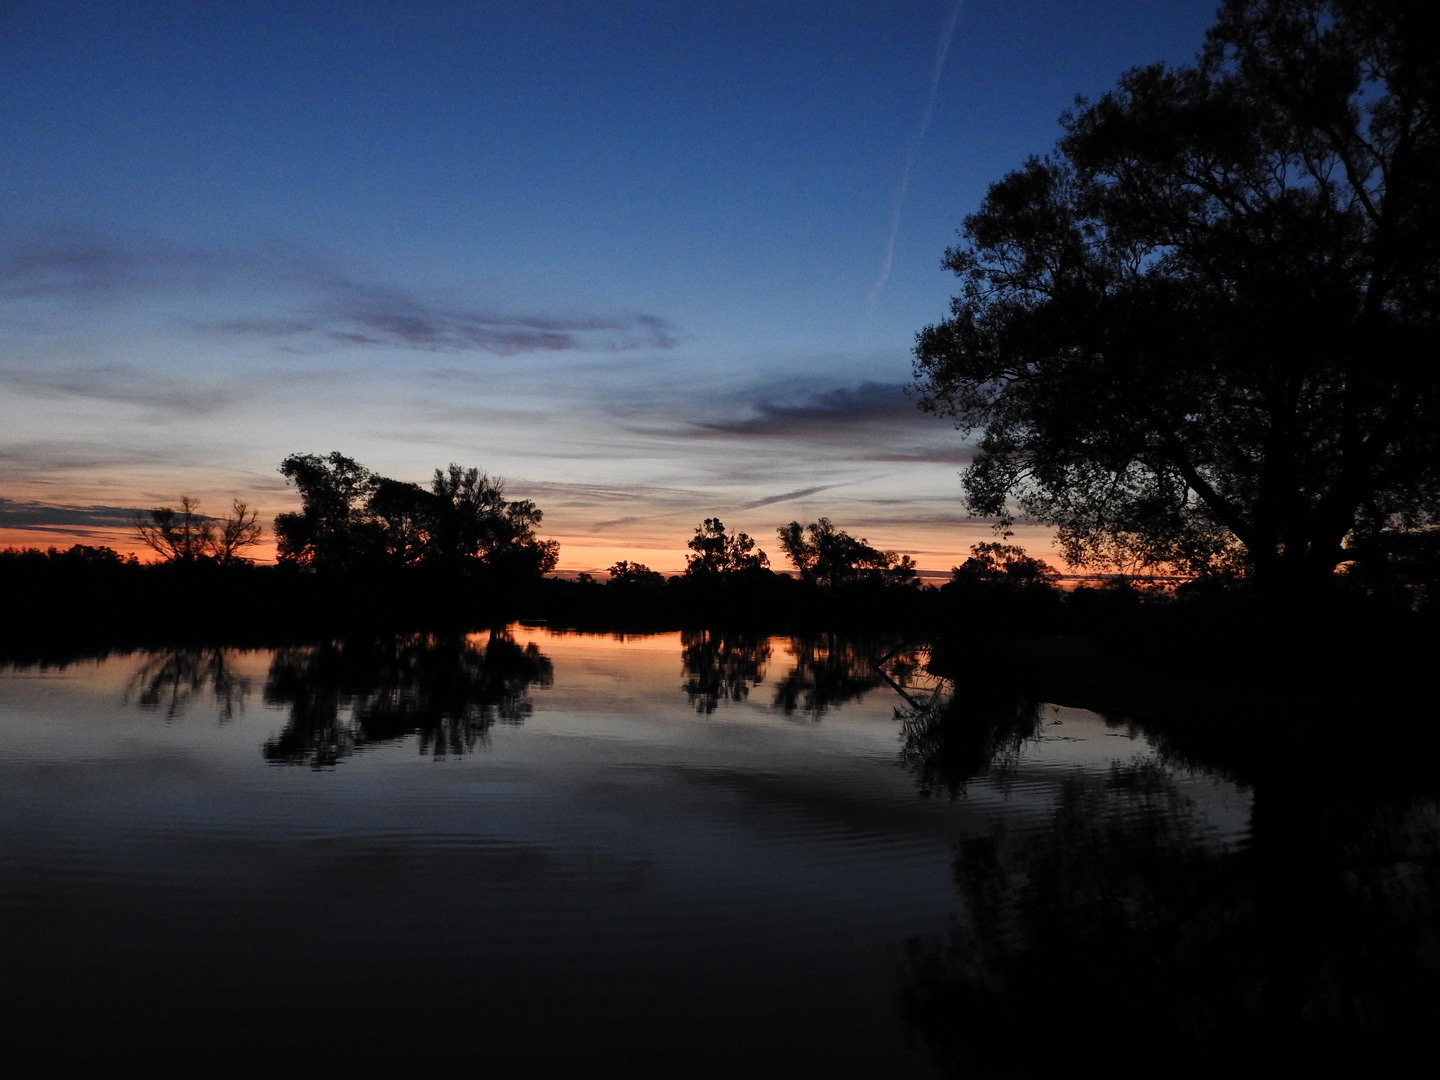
[0, 628, 1433, 1075]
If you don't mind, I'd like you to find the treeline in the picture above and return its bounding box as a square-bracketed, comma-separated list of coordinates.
[6, 448, 1439, 657]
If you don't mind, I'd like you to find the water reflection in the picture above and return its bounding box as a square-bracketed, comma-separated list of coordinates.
[898, 681, 1045, 797]
[896, 678, 1440, 1074]
[125, 646, 253, 721]
[899, 761, 1260, 1076]
[680, 629, 771, 714]
[262, 630, 553, 766]
[677, 632, 929, 719]
[771, 634, 903, 717]
[6, 628, 1437, 1071]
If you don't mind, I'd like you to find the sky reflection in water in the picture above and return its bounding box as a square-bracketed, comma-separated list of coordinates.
[0, 628, 1259, 1072]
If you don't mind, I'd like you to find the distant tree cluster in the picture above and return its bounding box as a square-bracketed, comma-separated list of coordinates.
[273, 452, 559, 577]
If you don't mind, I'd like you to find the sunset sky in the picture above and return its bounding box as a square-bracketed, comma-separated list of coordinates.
[1, 0, 1218, 572]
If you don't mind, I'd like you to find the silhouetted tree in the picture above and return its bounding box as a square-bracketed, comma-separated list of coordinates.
[684, 518, 768, 577]
[368, 477, 435, 566]
[135, 497, 263, 565]
[210, 499, 263, 565]
[134, 496, 212, 562]
[941, 541, 1063, 634]
[275, 452, 378, 570]
[950, 541, 1058, 587]
[482, 493, 560, 578]
[777, 518, 916, 587]
[913, 0, 1440, 593]
[427, 464, 503, 565]
[607, 561, 666, 587]
[275, 454, 559, 576]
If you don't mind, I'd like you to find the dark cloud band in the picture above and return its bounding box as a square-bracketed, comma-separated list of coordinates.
[0, 498, 140, 530]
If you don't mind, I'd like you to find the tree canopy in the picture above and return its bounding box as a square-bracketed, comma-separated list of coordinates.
[912, 0, 1439, 592]
[777, 518, 917, 588]
[684, 518, 769, 577]
[274, 452, 558, 576]
[135, 496, 263, 565]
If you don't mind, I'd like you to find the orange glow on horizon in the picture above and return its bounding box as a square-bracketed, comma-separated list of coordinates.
[1, 523, 1066, 577]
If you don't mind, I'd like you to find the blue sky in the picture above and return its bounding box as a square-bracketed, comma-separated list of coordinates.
[1, 0, 1220, 570]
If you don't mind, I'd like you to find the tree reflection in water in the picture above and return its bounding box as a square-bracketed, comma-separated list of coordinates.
[679, 632, 929, 719]
[262, 630, 553, 766]
[126, 647, 253, 721]
[772, 635, 933, 718]
[898, 681, 1045, 797]
[772, 634, 891, 718]
[899, 761, 1261, 1077]
[897, 685, 1440, 1075]
[680, 629, 771, 714]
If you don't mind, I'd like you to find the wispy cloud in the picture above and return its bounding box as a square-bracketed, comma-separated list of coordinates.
[0, 364, 237, 417]
[737, 484, 847, 510]
[0, 231, 226, 300]
[698, 382, 922, 438]
[238, 280, 679, 355]
[1, 231, 678, 356]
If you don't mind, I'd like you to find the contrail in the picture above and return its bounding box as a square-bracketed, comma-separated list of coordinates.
[869, 0, 965, 308]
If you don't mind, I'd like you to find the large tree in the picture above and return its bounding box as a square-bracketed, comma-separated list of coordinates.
[275, 453, 558, 576]
[274, 452, 379, 570]
[913, 0, 1439, 591]
[777, 518, 917, 588]
[684, 518, 768, 577]
[136, 496, 263, 565]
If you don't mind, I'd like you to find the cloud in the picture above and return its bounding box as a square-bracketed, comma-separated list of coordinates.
[0, 364, 237, 417]
[1, 231, 679, 356]
[0, 498, 140, 530]
[697, 382, 925, 439]
[870, 445, 974, 464]
[737, 484, 847, 510]
[0, 231, 226, 300]
[303, 281, 678, 355]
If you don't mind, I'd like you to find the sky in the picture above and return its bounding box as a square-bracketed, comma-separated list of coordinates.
[0, 0, 1221, 573]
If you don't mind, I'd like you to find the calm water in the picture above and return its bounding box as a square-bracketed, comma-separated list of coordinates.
[1, 627, 1428, 1073]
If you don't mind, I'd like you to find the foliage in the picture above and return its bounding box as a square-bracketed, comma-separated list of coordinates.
[950, 541, 1058, 587]
[607, 561, 666, 587]
[274, 452, 558, 577]
[684, 518, 769, 577]
[210, 499, 263, 564]
[776, 518, 918, 587]
[1339, 524, 1440, 609]
[913, 0, 1440, 592]
[274, 452, 377, 570]
[134, 496, 211, 562]
[135, 496, 263, 564]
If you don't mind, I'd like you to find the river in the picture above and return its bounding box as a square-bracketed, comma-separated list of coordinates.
[0, 627, 1431, 1074]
